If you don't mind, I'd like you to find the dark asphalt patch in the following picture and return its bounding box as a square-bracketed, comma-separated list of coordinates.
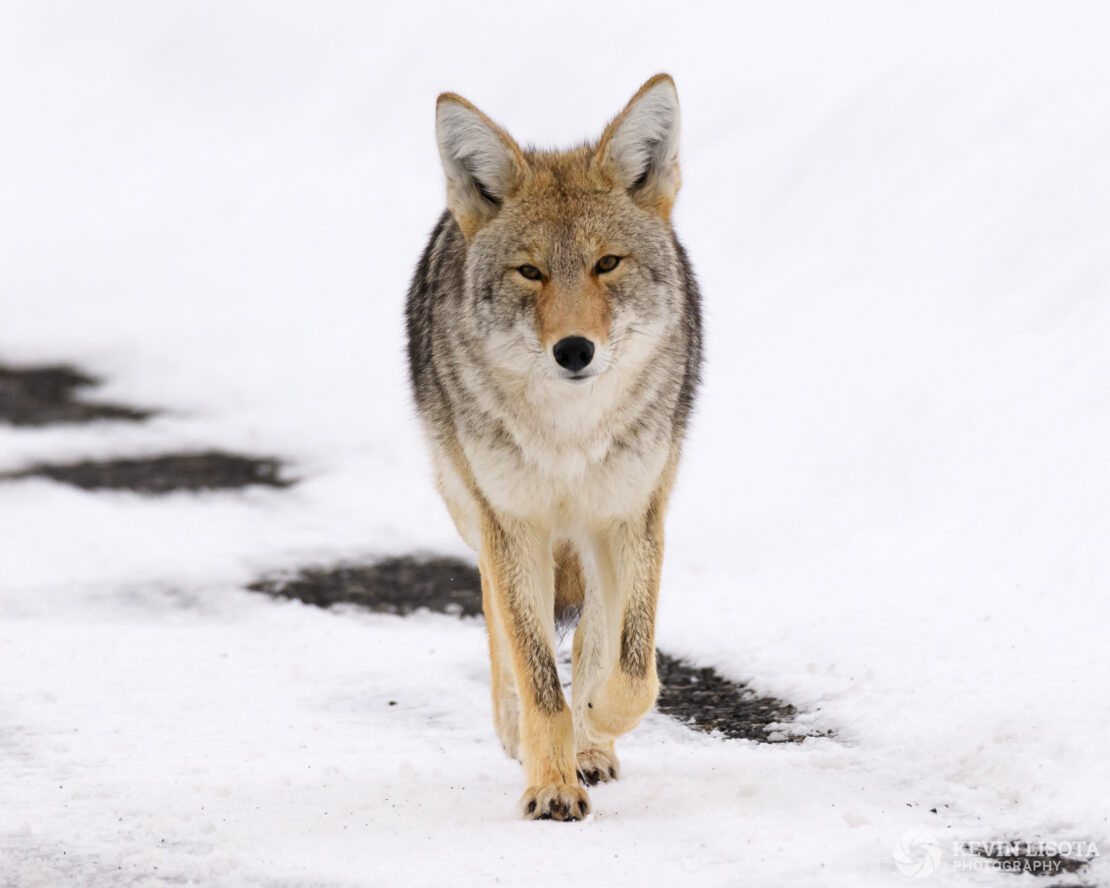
[655, 653, 805, 742]
[1, 452, 292, 493]
[249, 556, 484, 617]
[0, 363, 151, 426]
[249, 555, 817, 743]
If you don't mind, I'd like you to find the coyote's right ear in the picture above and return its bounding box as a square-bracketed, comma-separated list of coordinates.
[436, 94, 524, 239]
[597, 74, 682, 220]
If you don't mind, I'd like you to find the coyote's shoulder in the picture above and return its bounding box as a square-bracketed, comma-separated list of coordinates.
[404, 74, 702, 821]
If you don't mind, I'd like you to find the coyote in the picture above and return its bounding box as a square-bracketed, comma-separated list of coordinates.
[406, 74, 702, 821]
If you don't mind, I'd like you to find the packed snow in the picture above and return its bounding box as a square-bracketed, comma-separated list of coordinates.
[2, 2, 1108, 886]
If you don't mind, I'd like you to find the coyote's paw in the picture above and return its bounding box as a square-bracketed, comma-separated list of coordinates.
[520, 783, 590, 822]
[576, 746, 620, 786]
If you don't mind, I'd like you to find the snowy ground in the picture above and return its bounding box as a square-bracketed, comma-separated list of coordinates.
[2, 2, 1109, 886]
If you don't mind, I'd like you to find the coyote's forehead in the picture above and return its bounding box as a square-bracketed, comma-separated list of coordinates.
[490, 218, 639, 274]
[485, 151, 663, 264]
[521, 146, 603, 193]
[516, 149, 608, 211]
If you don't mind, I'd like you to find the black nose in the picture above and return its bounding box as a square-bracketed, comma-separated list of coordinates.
[553, 336, 595, 372]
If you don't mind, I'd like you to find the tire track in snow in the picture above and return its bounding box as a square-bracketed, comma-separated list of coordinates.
[0, 451, 291, 492]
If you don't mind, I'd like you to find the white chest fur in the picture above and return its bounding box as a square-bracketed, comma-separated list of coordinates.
[460, 370, 672, 531]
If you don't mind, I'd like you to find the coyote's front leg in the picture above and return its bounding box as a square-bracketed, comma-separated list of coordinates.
[570, 556, 621, 786]
[580, 499, 666, 750]
[479, 508, 589, 822]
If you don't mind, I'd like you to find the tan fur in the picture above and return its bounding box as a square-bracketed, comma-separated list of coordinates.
[536, 277, 612, 351]
[479, 547, 521, 759]
[553, 540, 586, 619]
[480, 504, 589, 820]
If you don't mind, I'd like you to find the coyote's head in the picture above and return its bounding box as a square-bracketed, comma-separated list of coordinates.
[435, 75, 687, 387]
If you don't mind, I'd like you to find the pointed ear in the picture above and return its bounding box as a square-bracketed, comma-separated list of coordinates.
[436, 93, 525, 239]
[596, 74, 682, 219]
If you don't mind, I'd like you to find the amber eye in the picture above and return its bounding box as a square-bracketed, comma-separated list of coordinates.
[595, 255, 621, 274]
[518, 265, 542, 281]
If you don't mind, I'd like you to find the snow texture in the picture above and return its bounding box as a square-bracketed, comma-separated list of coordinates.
[2, 2, 1108, 886]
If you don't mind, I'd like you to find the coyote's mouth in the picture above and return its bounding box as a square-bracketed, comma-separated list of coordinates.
[544, 367, 602, 384]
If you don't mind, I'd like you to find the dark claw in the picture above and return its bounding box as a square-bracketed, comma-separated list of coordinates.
[576, 770, 586, 784]
[608, 767, 616, 778]
[527, 800, 536, 815]
[577, 799, 589, 817]
[547, 799, 558, 816]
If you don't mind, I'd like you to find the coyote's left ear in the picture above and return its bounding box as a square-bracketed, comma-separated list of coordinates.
[597, 74, 681, 220]
[436, 93, 525, 239]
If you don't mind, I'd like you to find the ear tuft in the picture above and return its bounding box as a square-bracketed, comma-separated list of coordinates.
[435, 94, 523, 238]
[597, 74, 682, 218]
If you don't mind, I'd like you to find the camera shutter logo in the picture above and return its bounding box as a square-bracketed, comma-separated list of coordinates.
[894, 828, 942, 877]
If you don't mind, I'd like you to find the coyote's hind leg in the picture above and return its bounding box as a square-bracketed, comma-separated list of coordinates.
[480, 549, 520, 760]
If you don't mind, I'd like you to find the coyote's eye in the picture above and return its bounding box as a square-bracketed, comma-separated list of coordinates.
[517, 265, 542, 281]
[595, 255, 621, 274]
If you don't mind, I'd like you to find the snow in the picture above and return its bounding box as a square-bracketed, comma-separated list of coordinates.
[2, 1, 1108, 885]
